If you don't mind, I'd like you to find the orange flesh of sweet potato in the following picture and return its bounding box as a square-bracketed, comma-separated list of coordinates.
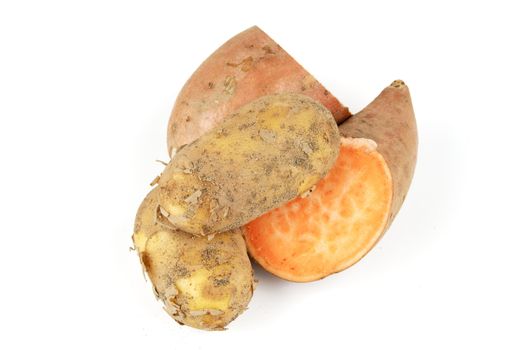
[244, 139, 392, 282]
[244, 81, 417, 282]
[167, 26, 350, 155]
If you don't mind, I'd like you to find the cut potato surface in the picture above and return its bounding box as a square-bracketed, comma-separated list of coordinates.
[245, 139, 393, 282]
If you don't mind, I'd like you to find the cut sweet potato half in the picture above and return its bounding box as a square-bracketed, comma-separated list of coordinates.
[245, 138, 392, 281]
[167, 26, 350, 156]
[244, 81, 417, 282]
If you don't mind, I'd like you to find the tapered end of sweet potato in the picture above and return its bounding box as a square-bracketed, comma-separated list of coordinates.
[340, 80, 417, 227]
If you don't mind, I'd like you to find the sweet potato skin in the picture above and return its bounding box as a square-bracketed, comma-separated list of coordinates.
[133, 190, 254, 331]
[158, 93, 340, 236]
[167, 26, 350, 155]
[339, 80, 417, 228]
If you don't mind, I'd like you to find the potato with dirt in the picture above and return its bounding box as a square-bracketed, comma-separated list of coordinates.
[157, 93, 340, 236]
[133, 189, 254, 330]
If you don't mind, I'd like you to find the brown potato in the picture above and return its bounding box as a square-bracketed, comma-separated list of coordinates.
[157, 93, 340, 236]
[133, 189, 254, 330]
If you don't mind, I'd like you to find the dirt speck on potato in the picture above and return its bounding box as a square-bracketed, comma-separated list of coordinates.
[185, 190, 202, 205]
[227, 56, 254, 72]
[259, 129, 276, 143]
[262, 45, 275, 55]
[223, 76, 237, 95]
[140, 252, 152, 272]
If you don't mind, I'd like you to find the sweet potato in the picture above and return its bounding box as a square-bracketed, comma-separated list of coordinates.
[167, 26, 350, 156]
[157, 93, 340, 236]
[133, 189, 254, 330]
[244, 81, 417, 282]
[340, 80, 418, 227]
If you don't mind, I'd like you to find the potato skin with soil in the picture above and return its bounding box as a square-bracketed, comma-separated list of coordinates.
[133, 189, 254, 331]
[157, 93, 340, 236]
[167, 25, 350, 155]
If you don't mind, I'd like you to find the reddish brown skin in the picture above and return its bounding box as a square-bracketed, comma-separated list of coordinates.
[339, 80, 418, 229]
[167, 26, 350, 155]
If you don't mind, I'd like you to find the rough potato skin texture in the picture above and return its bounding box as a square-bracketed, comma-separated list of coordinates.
[133, 190, 254, 331]
[167, 25, 350, 155]
[339, 80, 418, 229]
[158, 93, 340, 236]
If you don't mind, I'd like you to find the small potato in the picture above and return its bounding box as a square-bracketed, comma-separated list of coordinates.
[157, 93, 340, 236]
[133, 190, 254, 330]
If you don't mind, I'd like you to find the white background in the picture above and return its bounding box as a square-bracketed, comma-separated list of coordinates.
[1, 1, 524, 349]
